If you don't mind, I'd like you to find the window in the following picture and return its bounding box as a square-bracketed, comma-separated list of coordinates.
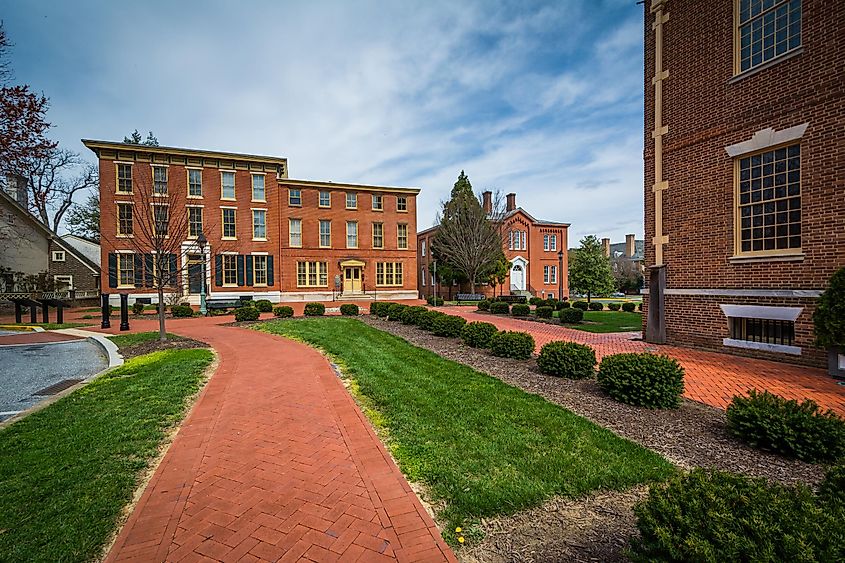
[222, 208, 237, 239]
[117, 163, 132, 193]
[397, 224, 408, 249]
[397, 196, 407, 211]
[543, 234, 558, 251]
[252, 174, 265, 201]
[222, 255, 237, 286]
[153, 205, 169, 236]
[117, 203, 133, 236]
[153, 166, 168, 195]
[521, 231, 527, 250]
[737, 0, 801, 73]
[372, 222, 384, 248]
[54, 275, 73, 289]
[153, 253, 173, 286]
[253, 255, 268, 286]
[188, 207, 203, 238]
[51, 250, 66, 262]
[319, 219, 331, 247]
[346, 192, 357, 209]
[421, 240, 426, 257]
[509, 230, 526, 250]
[421, 268, 426, 287]
[289, 218, 302, 247]
[221, 171, 235, 199]
[297, 261, 328, 287]
[346, 221, 358, 248]
[372, 194, 383, 210]
[509, 231, 515, 250]
[544, 234, 550, 251]
[729, 317, 795, 346]
[737, 144, 800, 254]
[319, 191, 331, 208]
[544, 265, 558, 284]
[376, 262, 403, 286]
[289, 188, 301, 206]
[117, 253, 135, 287]
[188, 169, 202, 197]
[253, 209, 267, 240]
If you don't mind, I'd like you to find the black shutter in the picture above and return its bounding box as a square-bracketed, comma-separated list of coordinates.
[169, 254, 178, 286]
[133, 254, 143, 287]
[245, 255, 254, 286]
[107, 253, 117, 288]
[236, 255, 245, 287]
[267, 256, 274, 286]
[215, 255, 223, 286]
[144, 254, 154, 287]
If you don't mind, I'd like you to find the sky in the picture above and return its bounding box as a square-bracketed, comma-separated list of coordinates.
[2, 0, 646, 245]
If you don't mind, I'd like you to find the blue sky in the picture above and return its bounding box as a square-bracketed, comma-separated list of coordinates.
[2, 0, 645, 244]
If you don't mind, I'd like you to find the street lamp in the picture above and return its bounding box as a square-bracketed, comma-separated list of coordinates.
[557, 249, 564, 301]
[197, 231, 208, 316]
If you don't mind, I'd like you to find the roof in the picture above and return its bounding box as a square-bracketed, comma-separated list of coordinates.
[504, 207, 570, 227]
[81, 139, 288, 167]
[280, 178, 420, 195]
[610, 239, 645, 261]
[61, 234, 101, 266]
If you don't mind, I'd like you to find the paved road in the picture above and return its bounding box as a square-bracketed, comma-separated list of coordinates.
[0, 340, 108, 421]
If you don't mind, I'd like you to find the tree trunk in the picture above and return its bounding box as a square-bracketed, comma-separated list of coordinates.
[587, 291, 591, 304]
[157, 286, 167, 342]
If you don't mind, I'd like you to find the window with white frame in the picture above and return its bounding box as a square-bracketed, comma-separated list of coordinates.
[222, 208, 236, 239]
[253, 209, 267, 240]
[297, 261, 328, 287]
[421, 268, 426, 286]
[188, 169, 202, 197]
[289, 188, 302, 206]
[543, 234, 550, 251]
[421, 240, 426, 257]
[117, 253, 135, 287]
[737, 0, 801, 74]
[319, 191, 331, 207]
[54, 275, 73, 289]
[397, 224, 408, 250]
[346, 192, 357, 209]
[544, 265, 557, 284]
[52, 250, 66, 262]
[521, 231, 527, 250]
[346, 221, 358, 248]
[221, 171, 235, 199]
[397, 196, 407, 211]
[319, 219, 331, 247]
[252, 174, 265, 201]
[188, 207, 203, 238]
[153, 166, 168, 195]
[253, 255, 268, 286]
[372, 222, 384, 248]
[372, 194, 383, 210]
[289, 218, 302, 247]
[550, 234, 557, 251]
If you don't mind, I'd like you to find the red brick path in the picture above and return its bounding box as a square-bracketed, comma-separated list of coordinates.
[0, 331, 82, 345]
[106, 323, 454, 563]
[439, 307, 845, 417]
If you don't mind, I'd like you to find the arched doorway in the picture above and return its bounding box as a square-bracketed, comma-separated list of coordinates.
[510, 257, 527, 291]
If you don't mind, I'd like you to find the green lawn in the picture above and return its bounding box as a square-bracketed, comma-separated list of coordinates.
[258, 318, 673, 539]
[556, 310, 643, 333]
[108, 331, 183, 349]
[0, 349, 212, 562]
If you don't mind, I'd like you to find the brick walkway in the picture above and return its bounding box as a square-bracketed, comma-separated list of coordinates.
[106, 323, 454, 563]
[439, 307, 845, 416]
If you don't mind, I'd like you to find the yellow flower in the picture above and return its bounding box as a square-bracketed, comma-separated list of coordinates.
[455, 527, 462, 533]
[458, 537, 465, 544]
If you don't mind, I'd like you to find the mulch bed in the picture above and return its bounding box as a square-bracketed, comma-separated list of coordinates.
[119, 336, 209, 359]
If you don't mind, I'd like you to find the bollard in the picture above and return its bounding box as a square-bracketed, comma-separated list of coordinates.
[119, 294, 130, 331]
[41, 301, 49, 323]
[56, 304, 64, 324]
[101, 293, 111, 329]
[30, 303, 37, 323]
[14, 302, 22, 324]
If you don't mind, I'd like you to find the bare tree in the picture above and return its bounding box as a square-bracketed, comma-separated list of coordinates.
[23, 148, 98, 231]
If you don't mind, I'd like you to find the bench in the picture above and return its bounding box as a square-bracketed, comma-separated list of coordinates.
[207, 299, 242, 310]
[134, 297, 152, 305]
[456, 293, 486, 303]
[496, 295, 528, 304]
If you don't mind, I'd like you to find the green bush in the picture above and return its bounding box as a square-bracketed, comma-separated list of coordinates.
[511, 303, 530, 317]
[557, 300, 571, 309]
[400, 305, 427, 325]
[588, 301, 604, 311]
[545, 298, 559, 309]
[819, 465, 845, 507]
[255, 299, 273, 313]
[572, 301, 588, 310]
[132, 301, 145, 316]
[387, 303, 408, 321]
[597, 353, 685, 409]
[529, 296, 544, 306]
[814, 267, 845, 349]
[240, 300, 255, 309]
[489, 331, 535, 360]
[419, 310, 447, 331]
[638, 302, 643, 311]
[607, 302, 621, 311]
[171, 305, 194, 318]
[535, 306, 553, 319]
[273, 305, 294, 318]
[304, 302, 325, 317]
[233, 307, 260, 322]
[339, 304, 359, 316]
[477, 299, 491, 311]
[432, 314, 466, 338]
[370, 302, 392, 317]
[490, 301, 510, 315]
[537, 341, 596, 379]
[460, 321, 498, 348]
[622, 302, 636, 312]
[726, 390, 845, 463]
[426, 295, 444, 306]
[559, 307, 584, 323]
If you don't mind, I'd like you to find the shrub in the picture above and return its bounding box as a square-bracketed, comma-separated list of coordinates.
[233, 307, 259, 322]
[273, 305, 294, 318]
[588, 301, 604, 311]
[339, 304, 359, 316]
[432, 314, 466, 338]
[638, 302, 643, 311]
[597, 353, 685, 409]
[477, 299, 490, 311]
[629, 468, 844, 563]
[607, 302, 621, 311]
[419, 310, 446, 331]
[387, 303, 408, 321]
[622, 302, 636, 312]
[545, 298, 559, 310]
[535, 306, 553, 319]
[489, 331, 535, 360]
[304, 302, 326, 316]
[490, 301, 510, 315]
[537, 341, 597, 379]
[461, 321, 498, 348]
[426, 295, 444, 306]
[529, 296, 544, 306]
[572, 300, 588, 310]
[132, 301, 145, 316]
[240, 300, 255, 309]
[557, 300, 571, 309]
[818, 465, 845, 507]
[559, 307, 584, 323]
[171, 305, 194, 318]
[511, 303, 530, 317]
[370, 302, 391, 317]
[726, 390, 845, 463]
[814, 267, 845, 349]
[255, 299, 273, 313]
[400, 305, 427, 325]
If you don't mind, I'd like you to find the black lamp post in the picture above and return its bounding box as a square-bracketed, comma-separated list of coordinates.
[557, 249, 564, 300]
[197, 231, 208, 316]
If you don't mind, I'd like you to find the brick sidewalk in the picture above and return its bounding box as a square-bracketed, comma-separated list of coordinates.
[439, 307, 845, 416]
[106, 324, 454, 563]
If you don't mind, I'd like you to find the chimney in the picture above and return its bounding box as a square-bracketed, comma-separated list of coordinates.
[482, 190, 492, 215]
[506, 192, 516, 212]
[601, 237, 611, 257]
[625, 234, 635, 258]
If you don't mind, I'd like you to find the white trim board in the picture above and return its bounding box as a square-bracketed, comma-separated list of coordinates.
[664, 288, 822, 298]
[719, 304, 803, 322]
[725, 123, 808, 157]
[723, 338, 801, 356]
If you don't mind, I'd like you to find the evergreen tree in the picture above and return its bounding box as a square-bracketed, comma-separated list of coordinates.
[569, 235, 615, 303]
[451, 170, 474, 199]
[66, 192, 100, 241]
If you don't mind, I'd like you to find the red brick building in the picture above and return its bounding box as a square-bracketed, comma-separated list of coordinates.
[84, 140, 419, 304]
[418, 191, 569, 300]
[643, 0, 843, 368]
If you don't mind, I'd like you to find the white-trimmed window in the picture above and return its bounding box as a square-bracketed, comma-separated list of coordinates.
[222, 254, 237, 286]
[544, 265, 557, 284]
[319, 219, 331, 247]
[153, 166, 168, 195]
[117, 253, 135, 287]
[52, 250, 66, 262]
[152, 204, 169, 236]
[736, 0, 801, 74]
[253, 255, 268, 286]
[289, 188, 301, 206]
[289, 218, 302, 247]
[221, 171, 235, 200]
[188, 169, 202, 197]
[297, 261, 328, 287]
[222, 208, 237, 239]
[550, 234, 557, 251]
[319, 191, 331, 208]
[117, 203, 133, 236]
[188, 206, 203, 238]
[346, 221, 358, 248]
[251, 174, 265, 201]
[397, 224, 408, 250]
[372, 194, 383, 210]
[372, 223, 384, 249]
[117, 163, 132, 193]
[346, 192, 357, 209]
[397, 196, 407, 212]
[421, 268, 426, 287]
[376, 262, 403, 286]
[421, 240, 426, 257]
[253, 209, 267, 240]
[543, 234, 550, 251]
[521, 231, 527, 250]
[54, 275, 73, 289]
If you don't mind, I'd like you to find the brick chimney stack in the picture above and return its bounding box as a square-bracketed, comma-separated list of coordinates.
[625, 234, 636, 258]
[602, 237, 611, 257]
[506, 193, 516, 212]
[482, 191, 492, 215]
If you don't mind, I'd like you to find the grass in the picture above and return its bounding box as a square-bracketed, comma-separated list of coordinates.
[107, 331, 182, 349]
[258, 318, 674, 539]
[556, 311, 643, 333]
[0, 348, 213, 562]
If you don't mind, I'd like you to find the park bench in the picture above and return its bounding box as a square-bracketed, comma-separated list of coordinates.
[206, 299, 242, 311]
[456, 293, 486, 303]
[496, 295, 528, 304]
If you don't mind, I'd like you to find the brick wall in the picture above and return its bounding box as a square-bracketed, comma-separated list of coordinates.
[48, 241, 99, 292]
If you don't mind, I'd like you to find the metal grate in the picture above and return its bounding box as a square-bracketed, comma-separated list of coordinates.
[33, 379, 83, 396]
[730, 317, 794, 346]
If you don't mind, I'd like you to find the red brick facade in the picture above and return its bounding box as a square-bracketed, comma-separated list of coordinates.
[643, 0, 844, 368]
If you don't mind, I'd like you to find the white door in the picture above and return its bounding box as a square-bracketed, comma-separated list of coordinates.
[510, 264, 525, 291]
